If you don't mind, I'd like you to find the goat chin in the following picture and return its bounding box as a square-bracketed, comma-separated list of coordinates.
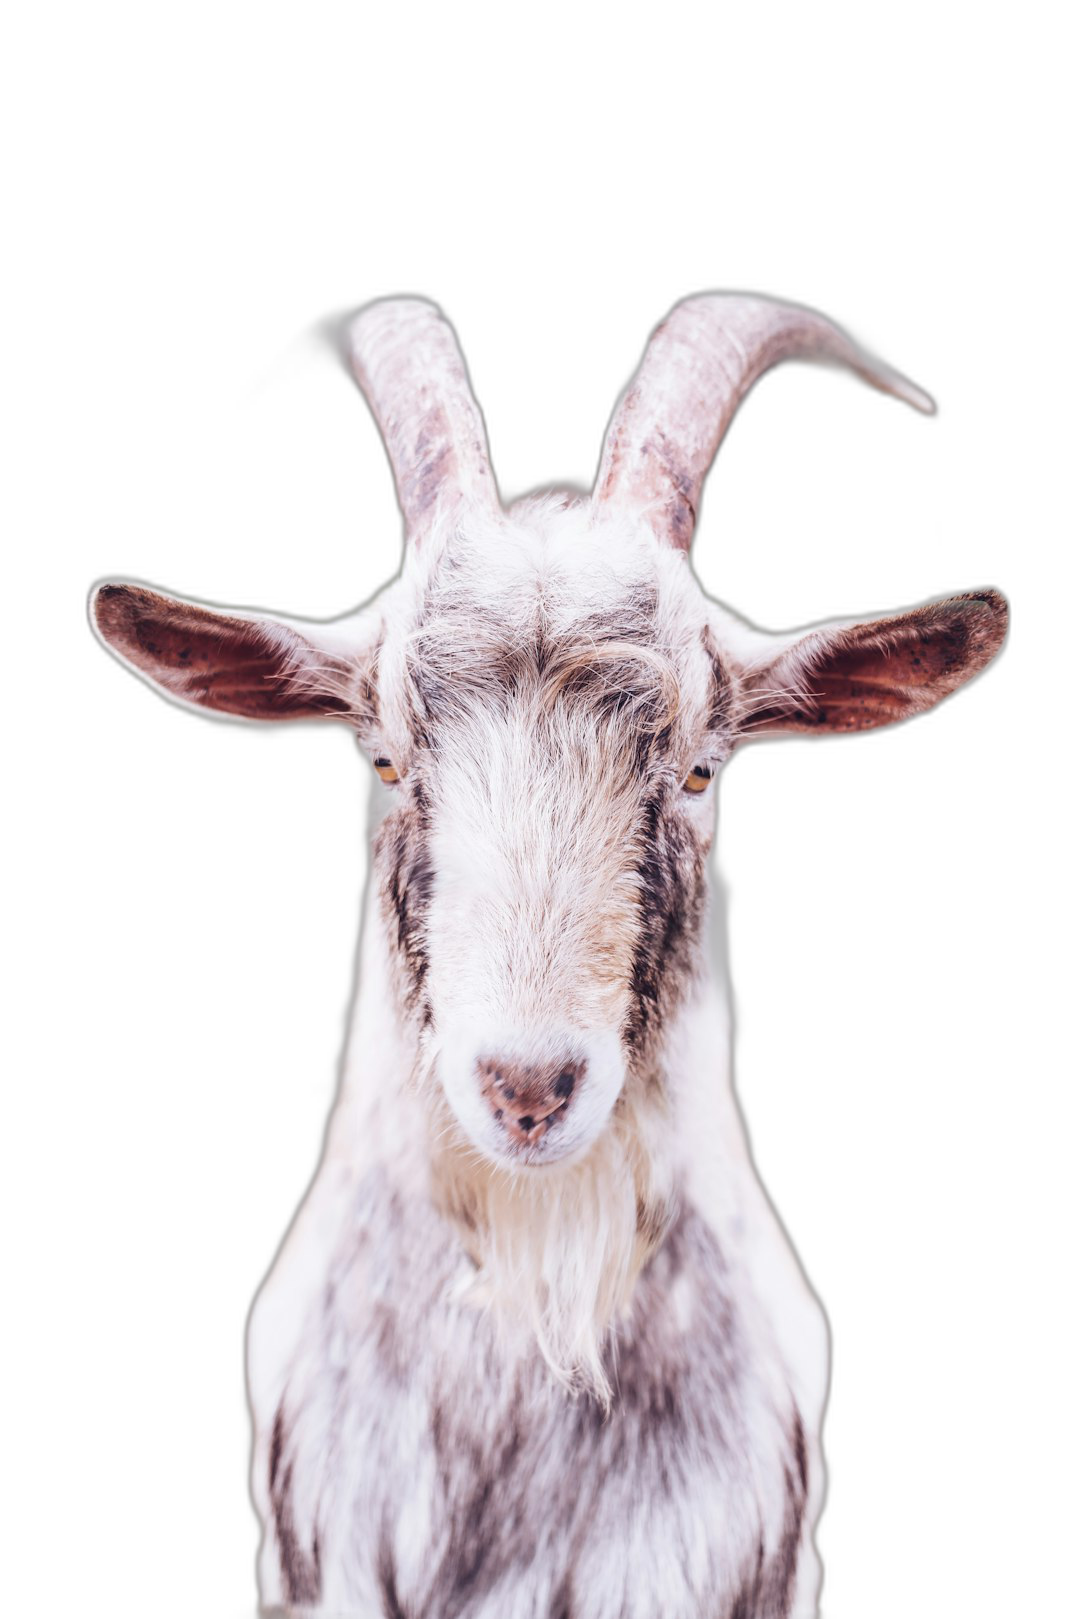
[428, 1084, 676, 1405]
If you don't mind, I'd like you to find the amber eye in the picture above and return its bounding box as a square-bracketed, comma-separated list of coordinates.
[373, 756, 400, 784]
[683, 765, 713, 794]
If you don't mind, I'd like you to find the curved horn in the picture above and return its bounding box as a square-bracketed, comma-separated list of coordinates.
[592, 293, 935, 549]
[344, 298, 499, 541]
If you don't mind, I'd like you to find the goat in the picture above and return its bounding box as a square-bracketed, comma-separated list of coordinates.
[92, 293, 1007, 1619]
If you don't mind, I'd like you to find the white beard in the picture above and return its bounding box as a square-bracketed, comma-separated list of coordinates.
[429, 1084, 676, 1404]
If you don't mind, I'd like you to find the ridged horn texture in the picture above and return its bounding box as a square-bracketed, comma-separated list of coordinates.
[344, 297, 499, 541]
[592, 293, 936, 550]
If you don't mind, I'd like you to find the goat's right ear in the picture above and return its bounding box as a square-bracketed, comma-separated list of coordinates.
[91, 583, 369, 723]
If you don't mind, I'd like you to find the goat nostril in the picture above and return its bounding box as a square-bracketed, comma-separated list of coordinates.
[554, 1071, 575, 1100]
[518, 1115, 536, 1133]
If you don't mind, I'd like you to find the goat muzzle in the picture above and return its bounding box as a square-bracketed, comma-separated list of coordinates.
[476, 1054, 584, 1148]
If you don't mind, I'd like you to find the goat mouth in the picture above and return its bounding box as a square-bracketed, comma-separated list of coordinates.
[498, 1125, 577, 1171]
[469, 1084, 577, 1169]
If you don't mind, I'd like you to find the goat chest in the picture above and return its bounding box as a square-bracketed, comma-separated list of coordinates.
[262, 1173, 812, 1619]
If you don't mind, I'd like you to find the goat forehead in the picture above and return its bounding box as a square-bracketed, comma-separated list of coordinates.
[400, 524, 710, 698]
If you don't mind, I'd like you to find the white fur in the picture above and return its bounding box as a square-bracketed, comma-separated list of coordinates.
[93, 295, 1001, 1619]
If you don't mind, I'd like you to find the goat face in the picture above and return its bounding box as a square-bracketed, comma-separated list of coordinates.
[364, 501, 732, 1171]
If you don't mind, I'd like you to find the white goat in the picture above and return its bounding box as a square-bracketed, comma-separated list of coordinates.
[93, 294, 1007, 1619]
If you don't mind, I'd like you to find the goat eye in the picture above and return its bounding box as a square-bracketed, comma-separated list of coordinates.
[683, 765, 713, 794]
[373, 756, 400, 784]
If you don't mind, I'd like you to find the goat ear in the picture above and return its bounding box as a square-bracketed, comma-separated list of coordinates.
[91, 583, 363, 722]
[737, 589, 1008, 739]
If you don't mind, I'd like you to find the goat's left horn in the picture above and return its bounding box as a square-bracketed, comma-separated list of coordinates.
[592, 293, 935, 550]
[344, 298, 500, 543]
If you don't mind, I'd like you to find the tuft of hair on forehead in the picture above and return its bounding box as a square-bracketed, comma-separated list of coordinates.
[385, 497, 713, 742]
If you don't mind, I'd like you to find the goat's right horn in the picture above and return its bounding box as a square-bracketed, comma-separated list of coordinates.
[344, 298, 500, 543]
[592, 293, 935, 551]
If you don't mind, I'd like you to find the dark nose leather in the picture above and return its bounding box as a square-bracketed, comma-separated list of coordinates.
[476, 1054, 583, 1146]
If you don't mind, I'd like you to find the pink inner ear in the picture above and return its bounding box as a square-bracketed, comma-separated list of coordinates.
[744, 591, 1008, 736]
[94, 585, 352, 721]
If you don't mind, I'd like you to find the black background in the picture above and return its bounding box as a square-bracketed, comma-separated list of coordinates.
[80, 145, 1016, 1612]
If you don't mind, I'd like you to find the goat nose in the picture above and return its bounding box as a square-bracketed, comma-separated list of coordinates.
[476, 1055, 583, 1147]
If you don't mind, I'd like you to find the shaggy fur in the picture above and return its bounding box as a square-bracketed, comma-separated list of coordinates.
[91, 293, 1008, 1619]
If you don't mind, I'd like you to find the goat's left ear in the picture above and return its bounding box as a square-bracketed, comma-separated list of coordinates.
[91, 582, 365, 722]
[737, 589, 1008, 739]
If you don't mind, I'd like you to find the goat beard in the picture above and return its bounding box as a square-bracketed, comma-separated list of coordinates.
[428, 1087, 675, 1406]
